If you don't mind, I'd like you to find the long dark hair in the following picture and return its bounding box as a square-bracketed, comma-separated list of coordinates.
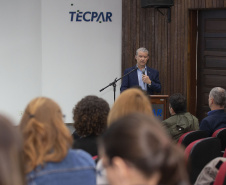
[99, 113, 190, 185]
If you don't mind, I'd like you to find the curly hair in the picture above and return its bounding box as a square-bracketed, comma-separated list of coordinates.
[19, 97, 73, 173]
[73, 95, 110, 137]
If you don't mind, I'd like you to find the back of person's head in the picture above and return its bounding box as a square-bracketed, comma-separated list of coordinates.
[107, 88, 153, 126]
[209, 87, 226, 107]
[73, 95, 110, 137]
[0, 115, 25, 185]
[99, 113, 189, 185]
[19, 97, 73, 173]
[169, 93, 187, 114]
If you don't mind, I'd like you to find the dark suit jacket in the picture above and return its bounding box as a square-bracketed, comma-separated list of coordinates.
[199, 109, 226, 136]
[120, 65, 161, 95]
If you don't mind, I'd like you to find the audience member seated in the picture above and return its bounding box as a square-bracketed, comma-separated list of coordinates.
[19, 97, 96, 185]
[98, 113, 190, 185]
[96, 88, 154, 185]
[0, 114, 25, 185]
[200, 87, 226, 136]
[72, 95, 110, 156]
[162, 93, 199, 142]
[107, 88, 153, 125]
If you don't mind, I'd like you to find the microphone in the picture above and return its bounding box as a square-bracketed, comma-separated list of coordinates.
[142, 69, 145, 86]
[142, 69, 145, 75]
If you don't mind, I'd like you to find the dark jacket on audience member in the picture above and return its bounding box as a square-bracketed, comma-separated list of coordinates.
[162, 112, 199, 142]
[200, 109, 226, 136]
[72, 132, 98, 157]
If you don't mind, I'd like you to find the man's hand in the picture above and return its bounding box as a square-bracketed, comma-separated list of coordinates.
[142, 75, 151, 84]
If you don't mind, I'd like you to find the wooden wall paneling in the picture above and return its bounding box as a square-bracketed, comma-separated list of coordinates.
[150, 9, 156, 73]
[162, 10, 168, 95]
[154, 9, 158, 70]
[178, 0, 182, 93]
[158, 11, 162, 93]
[121, 0, 126, 73]
[187, 0, 192, 9]
[121, 0, 226, 105]
[170, 3, 175, 94]
[190, 0, 195, 9]
[137, 1, 141, 48]
[195, 0, 200, 8]
[162, 9, 167, 94]
[157, 10, 163, 71]
[167, 11, 171, 96]
[145, 9, 152, 56]
[206, 0, 213, 8]
[219, 0, 225, 7]
[131, 1, 137, 61]
[216, 0, 219, 7]
[213, 0, 217, 8]
[139, 1, 144, 48]
[220, 0, 224, 7]
[201, 0, 206, 8]
[174, 0, 179, 93]
[216, 0, 220, 7]
[121, 0, 130, 72]
[181, 0, 186, 94]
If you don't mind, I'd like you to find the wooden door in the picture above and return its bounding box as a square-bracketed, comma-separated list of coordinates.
[197, 10, 226, 121]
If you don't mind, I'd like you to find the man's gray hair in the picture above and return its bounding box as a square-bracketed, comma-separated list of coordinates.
[209, 87, 226, 107]
[136, 47, 149, 56]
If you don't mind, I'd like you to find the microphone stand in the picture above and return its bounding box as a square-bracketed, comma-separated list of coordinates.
[99, 67, 138, 102]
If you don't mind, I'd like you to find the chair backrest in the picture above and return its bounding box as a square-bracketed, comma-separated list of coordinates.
[224, 148, 226, 158]
[212, 128, 226, 151]
[185, 137, 222, 184]
[178, 130, 208, 148]
[213, 161, 226, 185]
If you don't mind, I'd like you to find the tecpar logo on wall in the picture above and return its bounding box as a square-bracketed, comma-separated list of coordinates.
[69, 10, 112, 23]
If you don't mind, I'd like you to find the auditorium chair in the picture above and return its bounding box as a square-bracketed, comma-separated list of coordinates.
[178, 130, 208, 148]
[212, 128, 226, 151]
[185, 137, 222, 184]
[213, 161, 226, 185]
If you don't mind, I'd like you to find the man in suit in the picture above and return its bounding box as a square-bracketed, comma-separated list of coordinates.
[120, 47, 161, 95]
[200, 87, 226, 136]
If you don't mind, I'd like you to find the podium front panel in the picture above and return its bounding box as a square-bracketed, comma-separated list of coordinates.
[149, 95, 169, 121]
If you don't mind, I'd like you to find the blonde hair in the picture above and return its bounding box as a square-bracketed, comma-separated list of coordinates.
[19, 97, 73, 173]
[107, 88, 153, 126]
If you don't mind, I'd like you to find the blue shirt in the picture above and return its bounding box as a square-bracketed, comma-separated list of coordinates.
[26, 149, 96, 185]
[137, 65, 147, 91]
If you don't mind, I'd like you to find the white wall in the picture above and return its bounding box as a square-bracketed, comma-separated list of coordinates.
[0, 0, 42, 123]
[0, 0, 122, 124]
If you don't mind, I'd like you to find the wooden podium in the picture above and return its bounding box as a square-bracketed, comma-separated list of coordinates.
[149, 95, 169, 121]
